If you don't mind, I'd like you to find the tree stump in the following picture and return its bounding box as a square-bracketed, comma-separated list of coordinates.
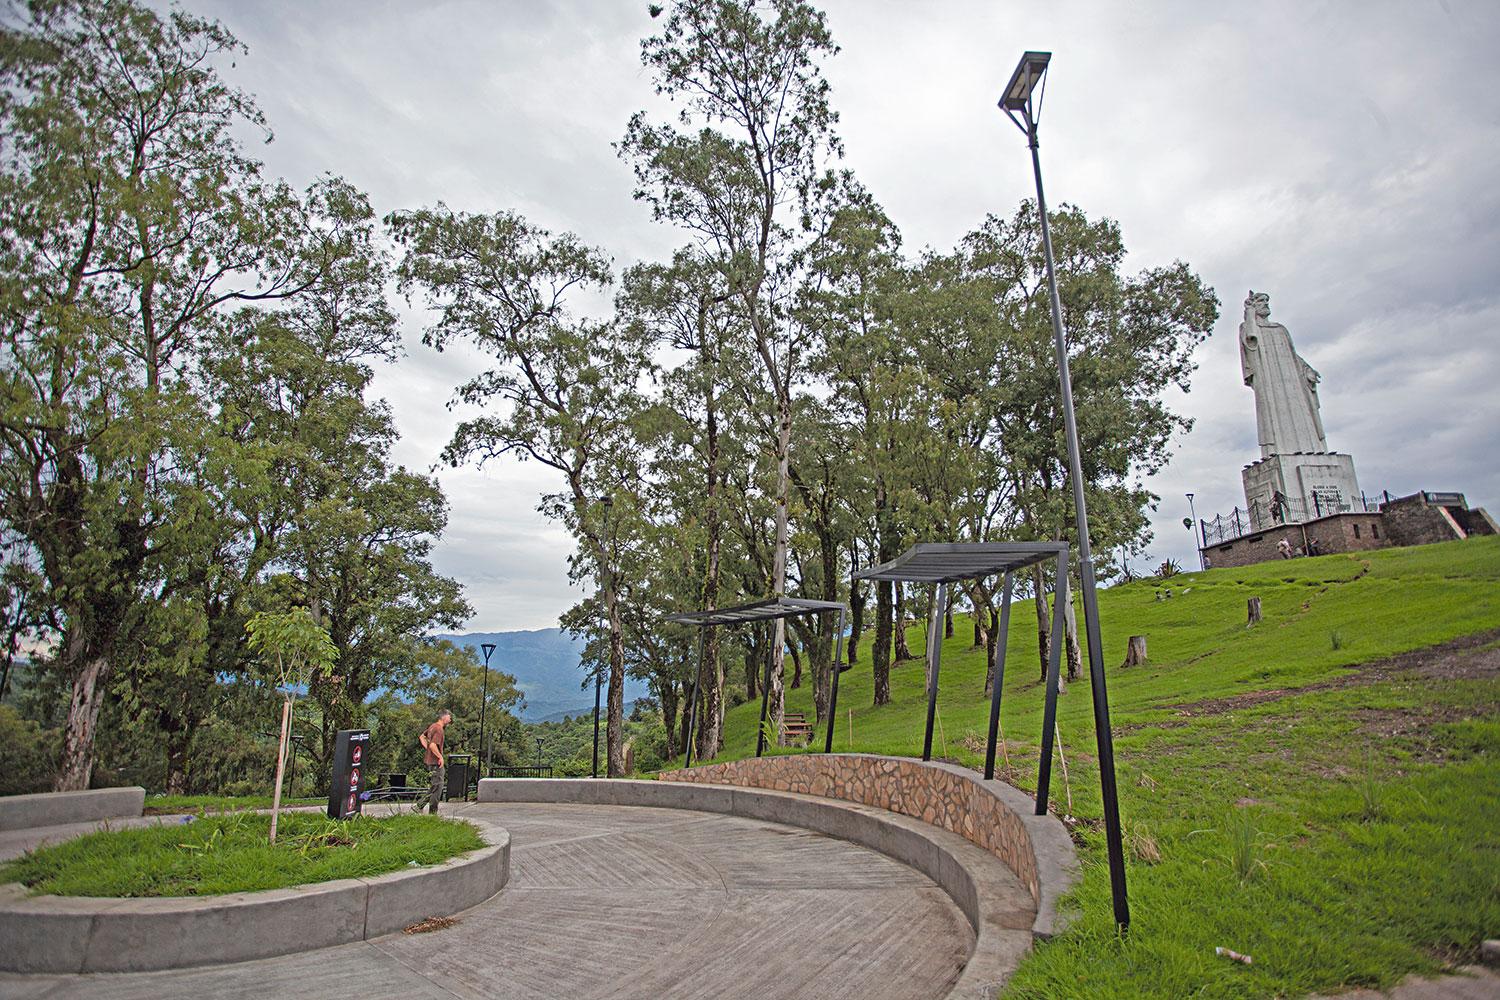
[1247, 597, 1262, 625]
[1121, 635, 1147, 668]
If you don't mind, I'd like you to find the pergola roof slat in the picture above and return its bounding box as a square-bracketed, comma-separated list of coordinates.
[665, 596, 848, 628]
[854, 541, 1067, 583]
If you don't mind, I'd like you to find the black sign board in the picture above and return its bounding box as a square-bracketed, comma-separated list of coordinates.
[328, 729, 371, 819]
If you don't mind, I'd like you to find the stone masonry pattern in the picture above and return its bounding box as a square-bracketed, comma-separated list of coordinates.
[661, 753, 1040, 906]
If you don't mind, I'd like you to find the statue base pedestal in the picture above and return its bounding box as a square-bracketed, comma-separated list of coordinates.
[1243, 452, 1360, 528]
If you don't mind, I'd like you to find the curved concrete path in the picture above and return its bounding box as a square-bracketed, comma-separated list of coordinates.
[0, 800, 973, 1000]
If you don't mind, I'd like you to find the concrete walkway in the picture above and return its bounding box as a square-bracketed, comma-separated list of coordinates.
[0, 801, 973, 1000]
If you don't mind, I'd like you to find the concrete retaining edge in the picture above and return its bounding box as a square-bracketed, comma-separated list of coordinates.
[0, 818, 509, 974]
[0, 787, 146, 833]
[477, 775, 1068, 1000]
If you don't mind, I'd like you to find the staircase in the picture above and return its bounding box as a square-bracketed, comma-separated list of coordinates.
[779, 712, 814, 747]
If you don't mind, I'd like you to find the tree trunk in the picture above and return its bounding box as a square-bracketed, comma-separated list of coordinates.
[984, 606, 1002, 697]
[54, 649, 108, 792]
[1247, 597, 1262, 625]
[768, 397, 792, 742]
[945, 592, 954, 640]
[848, 572, 864, 666]
[1121, 635, 1147, 668]
[744, 642, 757, 700]
[269, 694, 292, 845]
[893, 583, 913, 661]
[1062, 582, 1082, 683]
[165, 728, 192, 796]
[696, 627, 723, 762]
[1032, 565, 1050, 684]
[873, 578, 893, 705]
[604, 582, 626, 777]
[788, 640, 802, 690]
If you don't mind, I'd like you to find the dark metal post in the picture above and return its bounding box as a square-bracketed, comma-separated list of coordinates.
[983, 572, 1015, 780]
[535, 737, 543, 772]
[1034, 551, 1068, 811]
[756, 622, 774, 757]
[591, 670, 602, 778]
[479, 643, 496, 777]
[921, 583, 949, 762]
[1186, 493, 1202, 570]
[682, 628, 707, 768]
[1024, 99, 1131, 929]
[824, 609, 847, 754]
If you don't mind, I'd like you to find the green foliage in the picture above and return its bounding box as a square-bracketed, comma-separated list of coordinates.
[0, 704, 59, 795]
[0, 811, 483, 897]
[245, 609, 337, 691]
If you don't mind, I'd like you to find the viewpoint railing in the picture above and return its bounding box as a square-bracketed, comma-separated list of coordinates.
[1200, 490, 1396, 548]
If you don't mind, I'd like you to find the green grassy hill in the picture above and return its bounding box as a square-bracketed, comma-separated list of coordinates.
[688, 538, 1500, 999]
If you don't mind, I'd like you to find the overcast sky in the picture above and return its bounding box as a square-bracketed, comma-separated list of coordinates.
[182, 0, 1500, 631]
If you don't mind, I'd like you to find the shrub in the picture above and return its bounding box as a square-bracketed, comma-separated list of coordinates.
[0, 705, 58, 795]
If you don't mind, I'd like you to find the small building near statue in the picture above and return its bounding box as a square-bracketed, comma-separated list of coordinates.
[1198, 292, 1495, 569]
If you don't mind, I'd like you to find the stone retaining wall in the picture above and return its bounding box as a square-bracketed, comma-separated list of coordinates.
[0, 818, 509, 974]
[0, 787, 145, 832]
[660, 753, 1070, 921]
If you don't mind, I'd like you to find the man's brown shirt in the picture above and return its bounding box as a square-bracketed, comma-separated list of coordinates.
[422, 721, 445, 766]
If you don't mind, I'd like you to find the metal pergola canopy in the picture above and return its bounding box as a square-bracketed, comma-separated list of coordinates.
[670, 595, 850, 766]
[665, 596, 849, 628]
[855, 541, 1067, 583]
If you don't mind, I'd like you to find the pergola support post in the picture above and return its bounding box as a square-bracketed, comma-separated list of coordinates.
[824, 609, 847, 754]
[756, 622, 774, 757]
[982, 572, 1015, 780]
[1035, 550, 1068, 814]
[921, 583, 950, 762]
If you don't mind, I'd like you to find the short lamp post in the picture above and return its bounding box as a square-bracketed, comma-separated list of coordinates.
[479, 642, 496, 778]
[998, 50, 1129, 931]
[534, 737, 544, 773]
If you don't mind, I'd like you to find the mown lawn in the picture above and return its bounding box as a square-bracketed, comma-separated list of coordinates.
[694, 537, 1500, 999]
[0, 811, 484, 897]
[142, 794, 323, 815]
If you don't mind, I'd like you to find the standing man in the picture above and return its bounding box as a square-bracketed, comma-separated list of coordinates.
[414, 710, 452, 814]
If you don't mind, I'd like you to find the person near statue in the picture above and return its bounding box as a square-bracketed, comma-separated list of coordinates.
[413, 709, 452, 815]
[1240, 291, 1327, 457]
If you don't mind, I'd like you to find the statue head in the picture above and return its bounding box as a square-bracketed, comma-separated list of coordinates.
[1246, 291, 1270, 319]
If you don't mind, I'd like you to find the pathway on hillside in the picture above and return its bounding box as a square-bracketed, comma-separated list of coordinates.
[0, 801, 973, 1000]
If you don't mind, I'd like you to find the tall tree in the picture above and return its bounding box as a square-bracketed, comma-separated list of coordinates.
[390, 206, 649, 777]
[0, 0, 357, 788]
[622, 0, 841, 735]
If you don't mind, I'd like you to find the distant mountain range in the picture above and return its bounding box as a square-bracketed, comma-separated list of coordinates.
[432, 628, 649, 722]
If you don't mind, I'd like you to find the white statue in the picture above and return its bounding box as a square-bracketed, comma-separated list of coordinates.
[1239, 291, 1327, 458]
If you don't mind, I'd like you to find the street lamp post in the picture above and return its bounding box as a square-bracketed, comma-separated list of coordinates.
[535, 737, 544, 773]
[479, 642, 496, 778]
[1186, 493, 1203, 570]
[998, 50, 1130, 931]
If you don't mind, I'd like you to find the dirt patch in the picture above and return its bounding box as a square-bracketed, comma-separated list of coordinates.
[1163, 628, 1500, 720]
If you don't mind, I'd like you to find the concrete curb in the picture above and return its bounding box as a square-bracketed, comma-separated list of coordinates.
[478, 776, 1055, 1000]
[0, 787, 145, 832]
[0, 818, 509, 973]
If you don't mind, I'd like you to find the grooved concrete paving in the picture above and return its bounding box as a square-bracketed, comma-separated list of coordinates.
[0, 801, 973, 1000]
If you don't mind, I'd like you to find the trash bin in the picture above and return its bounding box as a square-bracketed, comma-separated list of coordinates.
[445, 754, 474, 802]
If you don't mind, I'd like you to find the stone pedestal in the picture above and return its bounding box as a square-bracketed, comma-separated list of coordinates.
[1242, 452, 1360, 528]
